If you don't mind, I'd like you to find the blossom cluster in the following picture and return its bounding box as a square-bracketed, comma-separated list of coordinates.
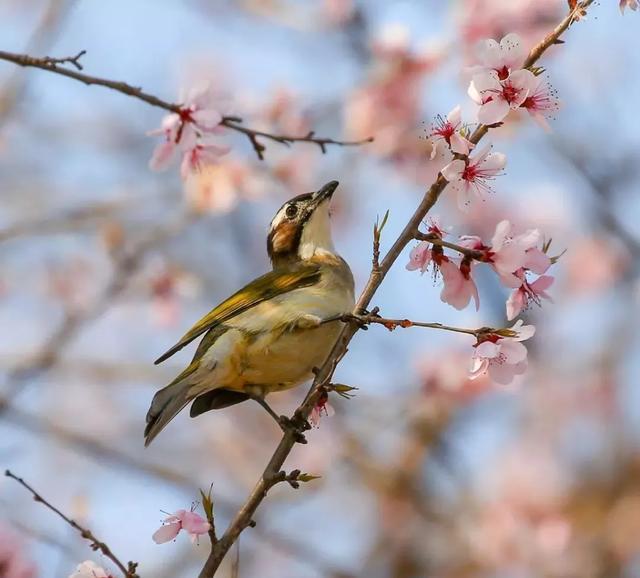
[423, 33, 560, 212]
[468, 33, 558, 128]
[404, 31, 567, 385]
[408, 218, 554, 318]
[407, 216, 554, 385]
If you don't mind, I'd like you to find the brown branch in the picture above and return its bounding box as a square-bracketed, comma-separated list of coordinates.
[0, 49, 372, 160]
[196, 3, 595, 576]
[414, 232, 486, 261]
[336, 313, 494, 338]
[5, 470, 139, 578]
[41, 48, 86, 70]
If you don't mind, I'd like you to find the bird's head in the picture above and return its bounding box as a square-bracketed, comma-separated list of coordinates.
[267, 180, 339, 267]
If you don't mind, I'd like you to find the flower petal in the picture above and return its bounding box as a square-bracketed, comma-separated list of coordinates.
[441, 159, 465, 182]
[499, 339, 528, 364]
[478, 98, 510, 125]
[469, 356, 489, 380]
[180, 511, 211, 535]
[152, 522, 181, 544]
[506, 288, 526, 321]
[510, 320, 536, 341]
[450, 133, 473, 156]
[475, 340, 500, 359]
[488, 360, 519, 385]
[524, 247, 551, 274]
[149, 141, 176, 172]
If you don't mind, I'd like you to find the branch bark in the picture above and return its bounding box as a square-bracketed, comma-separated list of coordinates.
[0, 49, 372, 159]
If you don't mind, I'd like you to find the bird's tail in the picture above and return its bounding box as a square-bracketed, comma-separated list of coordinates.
[144, 370, 197, 446]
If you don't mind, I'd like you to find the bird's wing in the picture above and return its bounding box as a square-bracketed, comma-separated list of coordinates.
[154, 263, 322, 364]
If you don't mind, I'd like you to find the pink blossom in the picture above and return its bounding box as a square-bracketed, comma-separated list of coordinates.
[489, 220, 548, 285]
[406, 218, 450, 273]
[506, 270, 554, 320]
[473, 33, 525, 79]
[520, 75, 560, 131]
[469, 320, 535, 385]
[620, 0, 638, 13]
[0, 526, 37, 578]
[440, 258, 479, 311]
[152, 509, 210, 544]
[430, 105, 474, 157]
[441, 144, 507, 210]
[69, 561, 112, 578]
[406, 241, 432, 273]
[310, 391, 334, 427]
[179, 141, 231, 179]
[469, 69, 535, 125]
[148, 85, 229, 178]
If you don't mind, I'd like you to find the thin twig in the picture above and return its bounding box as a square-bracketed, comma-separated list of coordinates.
[335, 313, 493, 338]
[0, 49, 373, 160]
[415, 232, 487, 261]
[196, 3, 595, 576]
[41, 49, 86, 70]
[5, 470, 139, 578]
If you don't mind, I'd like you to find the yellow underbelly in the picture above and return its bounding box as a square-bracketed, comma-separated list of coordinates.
[192, 322, 341, 397]
[238, 322, 341, 392]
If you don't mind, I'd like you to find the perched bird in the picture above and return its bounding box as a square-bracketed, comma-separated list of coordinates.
[144, 180, 354, 446]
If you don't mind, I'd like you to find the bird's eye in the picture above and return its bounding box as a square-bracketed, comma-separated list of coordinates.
[285, 204, 298, 219]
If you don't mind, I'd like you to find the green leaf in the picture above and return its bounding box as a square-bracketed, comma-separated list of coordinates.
[297, 473, 322, 483]
[330, 383, 359, 399]
[200, 484, 214, 522]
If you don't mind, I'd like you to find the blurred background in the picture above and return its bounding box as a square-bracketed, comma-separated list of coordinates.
[1, 1, 640, 577]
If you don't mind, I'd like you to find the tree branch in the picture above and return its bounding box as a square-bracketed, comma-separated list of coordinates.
[414, 232, 487, 261]
[5, 470, 139, 578]
[196, 2, 596, 575]
[335, 313, 496, 338]
[0, 49, 372, 159]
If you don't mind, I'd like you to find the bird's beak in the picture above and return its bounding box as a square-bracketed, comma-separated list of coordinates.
[312, 180, 339, 206]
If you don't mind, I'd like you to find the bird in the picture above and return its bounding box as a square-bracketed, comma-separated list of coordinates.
[144, 180, 355, 446]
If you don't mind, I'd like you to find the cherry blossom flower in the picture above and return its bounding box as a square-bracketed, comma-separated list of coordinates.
[469, 320, 535, 385]
[468, 69, 535, 125]
[148, 85, 230, 178]
[441, 144, 507, 210]
[473, 33, 525, 79]
[620, 0, 638, 13]
[440, 258, 480, 311]
[310, 390, 334, 427]
[0, 526, 37, 578]
[488, 220, 549, 285]
[506, 270, 554, 320]
[68, 561, 112, 578]
[430, 105, 474, 157]
[406, 246, 479, 310]
[407, 217, 451, 273]
[520, 75, 560, 131]
[152, 509, 210, 544]
[179, 140, 231, 179]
